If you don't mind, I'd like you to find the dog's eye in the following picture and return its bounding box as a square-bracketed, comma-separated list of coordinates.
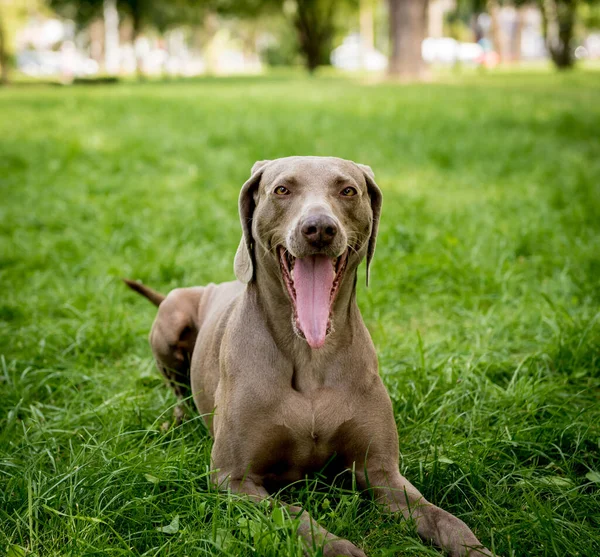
[274, 186, 290, 195]
[340, 186, 357, 197]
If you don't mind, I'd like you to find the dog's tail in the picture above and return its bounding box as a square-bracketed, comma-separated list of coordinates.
[122, 278, 165, 307]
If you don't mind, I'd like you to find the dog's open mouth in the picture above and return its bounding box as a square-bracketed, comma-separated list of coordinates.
[278, 247, 348, 349]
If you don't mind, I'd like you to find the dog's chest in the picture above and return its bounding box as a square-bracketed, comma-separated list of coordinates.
[273, 387, 354, 467]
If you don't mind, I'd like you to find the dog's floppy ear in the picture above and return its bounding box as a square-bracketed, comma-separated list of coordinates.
[251, 160, 270, 174]
[234, 161, 270, 283]
[357, 163, 382, 287]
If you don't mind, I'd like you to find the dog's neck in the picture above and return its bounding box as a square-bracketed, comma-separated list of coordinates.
[249, 256, 363, 359]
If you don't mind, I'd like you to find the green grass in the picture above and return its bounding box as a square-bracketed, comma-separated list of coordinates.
[1, 70, 599, 557]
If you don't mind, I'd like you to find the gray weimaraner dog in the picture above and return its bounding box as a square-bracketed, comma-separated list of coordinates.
[125, 156, 493, 557]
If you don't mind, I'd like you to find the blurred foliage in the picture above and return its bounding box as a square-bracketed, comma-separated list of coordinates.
[453, 0, 600, 68]
[214, 0, 283, 17]
[259, 14, 301, 66]
[5, 0, 600, 85]
[0, 0, 49, 83]
[293, 0, 338, 71]
[48, 0, 103, 27]
[444, 9, 474, 42]
[579, 0, 600, 27]
[122, 0, 208, 34]
[48, 0, 208, 31]
[45, 0, 362, 72]
[218, 0, 359, 71]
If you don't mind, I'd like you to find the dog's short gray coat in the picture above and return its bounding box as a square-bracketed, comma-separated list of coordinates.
[126, 156, 493, 557]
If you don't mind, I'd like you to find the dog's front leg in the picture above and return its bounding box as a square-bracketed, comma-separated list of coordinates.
[287, 503, 367, 557]
[220, 475, 366, 557]
[357, 463, 492, 557]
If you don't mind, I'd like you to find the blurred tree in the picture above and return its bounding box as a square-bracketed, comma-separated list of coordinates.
[217, 0, 355, 73]
[388, 0, 429, 79]
[48, 0, 359, 75]
[487, 0, 504, 60]
[0, 7, 7, 84]
[50, 0, 208, 76]
[511, 1, 526, 61]
[538, 0, 578, 68]
[124, 0, 207, 35]
[50, 0, 120, 73]
[293, 0, 338, 71]
[579, 0, 600, 27]
[49, 0, 103, 26]
[455, 0, 503, 55]
[214, 0, 282, 17]
[360, 0, 374, 52]
[104, 0, 119, 74]
[0, 0, 32, 84]
[119, 0, 207, 76]
[255, 11, 301, 66]
[457, 0, 599, 69]
[514, 0, 600, 68]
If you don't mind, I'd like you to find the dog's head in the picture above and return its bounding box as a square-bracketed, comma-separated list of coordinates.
[234, 156, 382, 349]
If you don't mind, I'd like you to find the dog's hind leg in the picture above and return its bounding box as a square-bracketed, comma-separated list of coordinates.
[148, 287, 204, 426]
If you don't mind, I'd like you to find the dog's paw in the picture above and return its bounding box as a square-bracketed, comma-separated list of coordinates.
[173, 404, 186, 425]
[323, 538, 367, 557]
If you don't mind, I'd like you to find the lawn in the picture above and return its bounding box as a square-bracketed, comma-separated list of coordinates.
[1, 70, 599, 557]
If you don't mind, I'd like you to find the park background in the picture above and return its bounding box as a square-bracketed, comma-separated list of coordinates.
[1, 1, 600, 556]
[2, 0, 600, 81]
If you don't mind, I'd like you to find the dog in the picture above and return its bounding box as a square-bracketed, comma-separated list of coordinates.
[125, 156, 493, 556]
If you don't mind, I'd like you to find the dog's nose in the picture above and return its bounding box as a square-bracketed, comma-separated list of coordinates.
[301, 214, 338, 248]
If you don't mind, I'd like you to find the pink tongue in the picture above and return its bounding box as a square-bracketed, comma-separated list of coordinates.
[294, 255, 334, 349]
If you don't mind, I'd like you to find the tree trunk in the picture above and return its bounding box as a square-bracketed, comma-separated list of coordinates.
[0, 15, 9, 85]
[294, 0, 336, 73]
[471, 13, 484, 43]
[104, 0, 120, 75]
[131, 4, 145, 81]
[511, 5, 525, 62]
[89, 19, 104, 64]
[428, 0, 446, 39]
[540, 0, 576, 69]
[388, 0, 429, 79]
[360, 0, 374, 69]
[487, 0, 504, 63]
